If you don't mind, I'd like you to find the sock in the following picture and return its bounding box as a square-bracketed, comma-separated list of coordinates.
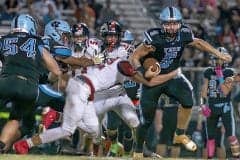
[177, 106, 192, 130]
[35, 127, 71, 145]
[175, 128, 185, 135]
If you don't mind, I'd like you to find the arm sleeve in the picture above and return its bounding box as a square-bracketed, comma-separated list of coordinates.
[203, 67, 212, 79]
[143, 28, 163, 47]
[181, 25, 195, 45]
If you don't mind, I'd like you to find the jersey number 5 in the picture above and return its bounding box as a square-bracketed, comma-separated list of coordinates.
[3, 38, 36, 57]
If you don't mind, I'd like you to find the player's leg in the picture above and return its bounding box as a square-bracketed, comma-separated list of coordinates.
[215, 124, 226, 159]
[133, 85, 161, 158]
[165, 76, 196, 151]
[222, 103, 240, 158]
[77, 102, 99, 155]
[0, 77, 38, 152]
[13, 78, 88, 154]
[205, 113, 219, 158]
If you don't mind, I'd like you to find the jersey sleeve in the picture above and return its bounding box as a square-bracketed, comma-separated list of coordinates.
[203, 67, 213, 79]
[224, 68, 234, 78]
[143, 28, 163, 47]
[180, 25, 194, 45]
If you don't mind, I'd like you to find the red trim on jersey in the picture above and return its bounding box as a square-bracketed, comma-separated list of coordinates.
[132, 99, 139, 107]
[80, 75, 95, 101]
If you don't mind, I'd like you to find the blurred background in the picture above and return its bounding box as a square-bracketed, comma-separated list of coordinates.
[0, 0, 239, 158]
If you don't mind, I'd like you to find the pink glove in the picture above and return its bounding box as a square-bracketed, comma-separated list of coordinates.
[201, 104, 211, 117]
[214, 66, 223, 78]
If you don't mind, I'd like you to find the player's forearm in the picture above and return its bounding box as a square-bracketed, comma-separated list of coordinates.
[149, 69, 178, 86]
[130, 72, 150, 86]
[129, 43, 153, 68]
[61, 57, 94, 67]
[220, 79, 234, 96]
[192, 38, 223, 59]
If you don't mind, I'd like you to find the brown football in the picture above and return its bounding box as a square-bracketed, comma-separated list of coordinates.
[143, 58, 160, 72]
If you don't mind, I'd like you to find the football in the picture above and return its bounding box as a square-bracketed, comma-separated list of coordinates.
[143, 58, 160, 72]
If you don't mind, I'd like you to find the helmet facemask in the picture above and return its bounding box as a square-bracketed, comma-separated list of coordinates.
[71, 23, 89, 52]
[105, 33, 120, 51]
[162, 21, 181, 39]
[159, 6, 182, 39]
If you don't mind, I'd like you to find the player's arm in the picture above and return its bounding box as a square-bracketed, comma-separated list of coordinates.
[55, 56, 94, 67]
[130, 68, 179, 87]
[220, 76, 234, 96]
[41, 47, 62, 76]
[220, 73, 240, 96]
[188, 38, 232, 63]
[154, 107, 163, 133]
[147, 68, 180, 86]
[118, 61, 179, 87]
[201, 78, 208, 103]
[129, 43, 156, 68]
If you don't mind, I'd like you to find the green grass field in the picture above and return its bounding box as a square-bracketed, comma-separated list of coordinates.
[0, 154, 195, 160]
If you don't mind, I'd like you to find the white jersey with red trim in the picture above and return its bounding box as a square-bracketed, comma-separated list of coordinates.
[105, 45, 128, 59]
[82, 58, 127, 92]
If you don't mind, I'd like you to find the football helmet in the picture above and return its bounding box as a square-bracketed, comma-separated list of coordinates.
[122, 30, 134, 44]
[11, 14, 37, 35]
[210, 47, 229, 67]
[100, 20, 122, 50]
[159, 6, 182, 38]
[44, 19, 71, 46]
[71, 23, 89, 51]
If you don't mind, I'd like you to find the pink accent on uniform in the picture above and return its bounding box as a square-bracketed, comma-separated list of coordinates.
[201, 104, 211, 117]
[214, 66, 223, 78]
[207, 139, 216, 158]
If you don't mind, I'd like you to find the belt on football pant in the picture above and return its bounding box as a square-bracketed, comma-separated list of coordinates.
[75, 75, 95, 101]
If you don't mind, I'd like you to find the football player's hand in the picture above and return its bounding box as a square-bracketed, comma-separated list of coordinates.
[143, 43, 156, 52]
[145, 66, 160, 79]
[225, 76, 234, 83]
[93, 55, 104, 65]
[200, 104, 211, 117]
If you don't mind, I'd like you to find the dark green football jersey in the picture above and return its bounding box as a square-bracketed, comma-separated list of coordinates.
[204, 67, 234, 104]
[143, 24, 194, 74]
[0, 32, 46, 82]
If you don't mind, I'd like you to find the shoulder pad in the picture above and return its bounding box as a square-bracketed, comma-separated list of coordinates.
[143, 28, 163, 45]
[180, 25, 193, 34]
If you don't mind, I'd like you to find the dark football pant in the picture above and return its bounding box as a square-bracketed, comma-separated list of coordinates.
[0, 75, 38, 135]
[135, 75, 194, 152]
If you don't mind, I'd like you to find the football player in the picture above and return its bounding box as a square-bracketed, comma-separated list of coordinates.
[0, 14, 61, 153]
[130, 6, 232, 159]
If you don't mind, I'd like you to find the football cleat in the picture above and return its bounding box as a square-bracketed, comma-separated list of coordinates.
[133, 152, 144, 160]
[173, 133, 197, 151]
[13, 140, 30, 154]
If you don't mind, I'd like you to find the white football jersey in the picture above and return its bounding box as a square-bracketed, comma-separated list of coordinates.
[83, 58, 127, 91]
[105, 45, 128, 59]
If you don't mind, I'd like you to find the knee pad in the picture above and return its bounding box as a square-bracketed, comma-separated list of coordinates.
[228, 136, 240, 157]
